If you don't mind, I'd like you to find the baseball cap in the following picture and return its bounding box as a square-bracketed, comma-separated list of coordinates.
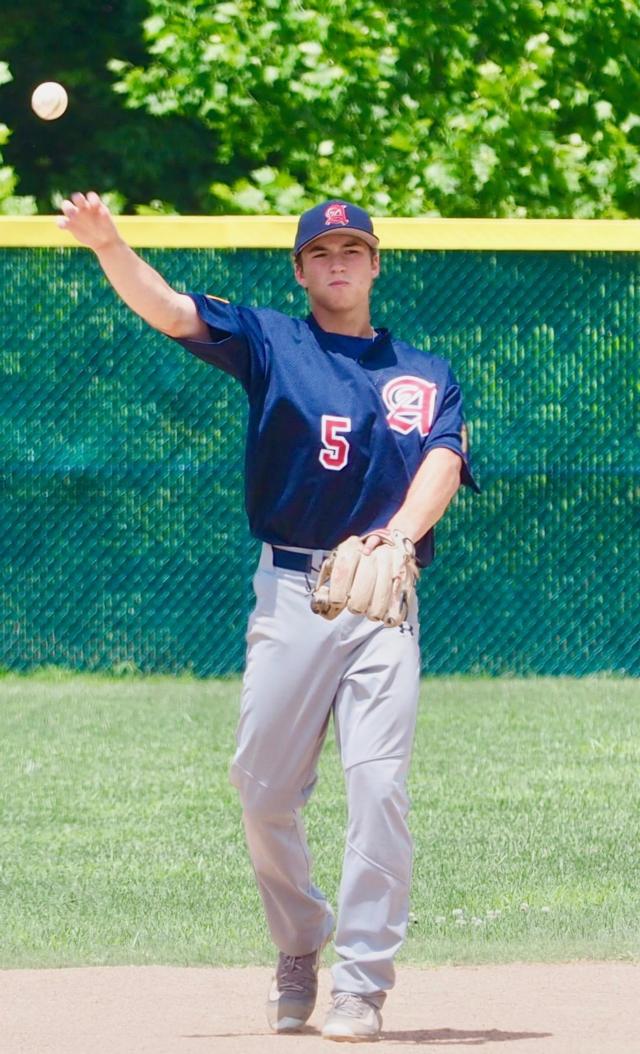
[294, 200, 379, 255]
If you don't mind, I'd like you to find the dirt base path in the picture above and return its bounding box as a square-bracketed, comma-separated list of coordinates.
[1, 962, 637, 1053]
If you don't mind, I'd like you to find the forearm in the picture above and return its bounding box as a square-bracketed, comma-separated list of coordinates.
[95, 238, 198, 337]
[58, 191, 208, 339]
[387, 447, 462, 543]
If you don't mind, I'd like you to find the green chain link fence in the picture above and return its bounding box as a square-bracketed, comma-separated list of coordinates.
[1, 245, 638, 675]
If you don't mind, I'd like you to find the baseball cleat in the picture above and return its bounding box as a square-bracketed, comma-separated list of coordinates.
[322, 992, 382, 1042]
[266, 946, 324, 1032]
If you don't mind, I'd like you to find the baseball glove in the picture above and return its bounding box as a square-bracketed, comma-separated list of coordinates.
[310, 529, 419, 627]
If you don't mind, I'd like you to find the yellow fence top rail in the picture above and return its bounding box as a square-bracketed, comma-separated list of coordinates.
[1, 215, 640, 250]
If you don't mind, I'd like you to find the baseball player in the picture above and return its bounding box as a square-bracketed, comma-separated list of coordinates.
[58, 193, 479, 1041]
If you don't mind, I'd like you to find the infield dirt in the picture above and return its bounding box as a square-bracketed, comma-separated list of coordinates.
[1, 962, 637, 1053]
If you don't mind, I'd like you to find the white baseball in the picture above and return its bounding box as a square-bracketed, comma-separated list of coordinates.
[31, 82, 68, 121]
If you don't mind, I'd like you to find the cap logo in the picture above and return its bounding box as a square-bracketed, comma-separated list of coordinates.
[325, 203, 349, 226]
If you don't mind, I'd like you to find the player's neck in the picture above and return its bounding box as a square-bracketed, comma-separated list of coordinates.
[310, 304, 374, 338]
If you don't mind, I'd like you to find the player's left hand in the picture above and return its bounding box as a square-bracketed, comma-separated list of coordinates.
[361, 531, 386, 556]
[311, 529, 419, 627]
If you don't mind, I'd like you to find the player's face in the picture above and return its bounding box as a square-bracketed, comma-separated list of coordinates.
[294, 234, 380, 313]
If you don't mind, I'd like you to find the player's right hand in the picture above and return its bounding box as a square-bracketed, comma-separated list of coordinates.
[57, 191, 120, 252]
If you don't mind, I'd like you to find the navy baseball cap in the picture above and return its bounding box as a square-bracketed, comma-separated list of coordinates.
[294, 200, 379, 255]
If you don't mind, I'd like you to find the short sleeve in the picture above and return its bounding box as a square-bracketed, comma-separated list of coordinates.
[173, 293, 268, 393]
[423, 369, 480, 493]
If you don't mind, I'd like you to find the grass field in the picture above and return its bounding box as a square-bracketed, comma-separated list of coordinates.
[1, 672, 638, 968]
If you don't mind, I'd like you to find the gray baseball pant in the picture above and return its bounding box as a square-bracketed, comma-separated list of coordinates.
[229, 543, 421, 1005]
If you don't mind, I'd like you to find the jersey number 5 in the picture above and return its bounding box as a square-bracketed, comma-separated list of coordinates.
[319, 415, 352, 471]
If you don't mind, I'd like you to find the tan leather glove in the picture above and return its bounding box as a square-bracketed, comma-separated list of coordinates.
[310, 529, 419, 627]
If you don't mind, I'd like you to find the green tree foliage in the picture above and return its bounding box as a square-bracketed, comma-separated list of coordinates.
[2, 0, 640, 216]
[0, 62, 36, 214]
[109, 0, 640, 216]
[0, 0, 217, 213]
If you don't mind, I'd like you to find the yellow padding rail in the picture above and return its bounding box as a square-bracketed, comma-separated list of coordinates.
[1, 215, 640, 250]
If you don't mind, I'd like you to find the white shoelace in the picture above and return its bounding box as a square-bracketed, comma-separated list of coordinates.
[332, 993, 374, 1017]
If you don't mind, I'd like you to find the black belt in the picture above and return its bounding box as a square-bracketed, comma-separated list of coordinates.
[271, 547, 322, 572]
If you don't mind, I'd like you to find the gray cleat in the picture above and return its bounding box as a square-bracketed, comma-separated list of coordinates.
[266, 947, 324, 1032]
[322, 992, 382, 1042]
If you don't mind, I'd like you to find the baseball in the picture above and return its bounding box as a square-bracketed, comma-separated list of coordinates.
[31, 81, 68, 121]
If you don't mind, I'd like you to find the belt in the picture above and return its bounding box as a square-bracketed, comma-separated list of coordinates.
[271, 546, 328, 572]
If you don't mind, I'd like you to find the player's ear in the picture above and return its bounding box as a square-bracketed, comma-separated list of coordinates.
[371, 251, 381, 280]
[293, 253, 308, 288]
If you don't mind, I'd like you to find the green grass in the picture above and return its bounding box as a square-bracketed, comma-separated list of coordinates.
[1, 672, 638, 967]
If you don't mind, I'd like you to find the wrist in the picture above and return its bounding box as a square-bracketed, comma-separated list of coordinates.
[385, 520, 418, 543]
[94, 231, 125, 257]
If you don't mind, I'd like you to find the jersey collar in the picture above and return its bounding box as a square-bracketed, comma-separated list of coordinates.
[306, 314, 391, 360]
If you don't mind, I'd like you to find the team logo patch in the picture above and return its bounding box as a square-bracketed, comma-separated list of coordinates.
[382, 375, 438, 436]
[325, 203, 349, 227]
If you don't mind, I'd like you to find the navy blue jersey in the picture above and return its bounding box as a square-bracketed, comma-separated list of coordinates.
[175, 296, 479, 566]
